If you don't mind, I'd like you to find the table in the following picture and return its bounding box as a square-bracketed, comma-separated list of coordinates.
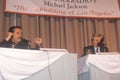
[78, 52, 120, 80]
[0, 48, 77, 80]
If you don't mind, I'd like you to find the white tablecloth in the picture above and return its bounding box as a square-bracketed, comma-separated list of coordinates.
[0, 48, 67, 80]
[78, 52, 120, 80]
[78, 52, 120, 74]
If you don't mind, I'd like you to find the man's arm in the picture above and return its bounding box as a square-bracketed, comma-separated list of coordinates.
[0, 40, 11, 47]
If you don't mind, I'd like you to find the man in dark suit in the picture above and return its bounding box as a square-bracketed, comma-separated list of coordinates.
[82, 34, 109, 56]
[0, 26, 42, 50]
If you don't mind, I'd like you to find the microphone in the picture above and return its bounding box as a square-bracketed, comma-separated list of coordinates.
[40, 44, 44, 48]
[22, 38, 31, 43]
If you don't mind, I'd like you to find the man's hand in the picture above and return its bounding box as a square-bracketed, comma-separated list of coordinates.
[5, 32, 13, 41]
[34, 37, 42, 47]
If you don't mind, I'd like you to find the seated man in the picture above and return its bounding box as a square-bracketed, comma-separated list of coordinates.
[82, 34, 109, 56]
[0, 26, 42, 50]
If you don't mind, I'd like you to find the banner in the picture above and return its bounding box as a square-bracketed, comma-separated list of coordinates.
[4, 0, 120, 18]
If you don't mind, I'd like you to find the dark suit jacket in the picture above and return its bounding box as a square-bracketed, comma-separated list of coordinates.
[0, 39, 40, 50]
[82, 45, 109, 56]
